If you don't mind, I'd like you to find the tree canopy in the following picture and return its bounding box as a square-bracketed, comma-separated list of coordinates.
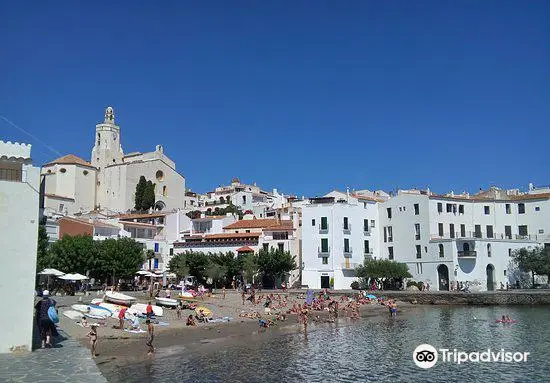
[511, 246, 550, 286]
[356, 259, 412, 280]
[134, 176, 156, 211]
[36, 224, 50, 272]
[257, 248, 297, 288]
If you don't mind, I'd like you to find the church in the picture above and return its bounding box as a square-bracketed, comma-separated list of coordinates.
[41, 107, 185, 216]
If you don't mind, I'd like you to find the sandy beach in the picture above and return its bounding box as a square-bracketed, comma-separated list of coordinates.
[52, 289, 413, 373]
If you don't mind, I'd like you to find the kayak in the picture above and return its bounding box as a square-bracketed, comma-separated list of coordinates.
[104, 291, 137, 306]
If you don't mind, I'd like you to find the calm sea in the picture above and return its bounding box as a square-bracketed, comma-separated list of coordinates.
[102, 306, 550, 382]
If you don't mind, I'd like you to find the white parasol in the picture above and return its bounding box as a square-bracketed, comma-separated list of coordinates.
[38, 268, 65, 277]
[59, 273, 89, 281]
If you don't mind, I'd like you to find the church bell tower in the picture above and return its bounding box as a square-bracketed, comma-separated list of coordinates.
[91, 106, 124, 169]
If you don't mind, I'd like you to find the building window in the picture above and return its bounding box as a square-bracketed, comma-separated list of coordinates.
[371, 220, 375, 228]
[273, 232, 289, 240]
[156, 170, 164, 181]
[169, 248, 174, 256]
[459, 204, 464, 214]
[518, 203, 525, 214]
[504, 270, 507, 276]
[487, 243, 492, 257]
[518, 225, 528, 237]
[449, 224, 455, 239]
[343, 217, 349, 230]
[475, 225, 482, 238]
[83, 170, 89, 176]
[278, 243, 284, 252]
[344, 238, 350, 253]
[505, 204, 511, 214]
[163, 185, 167, 197]
[312, 219, 316, 226]
[460, 224, 465, 237]
[153, 258, 159, 269]
[58, 203, 64, 212]
[535, 206, 540, 212]
[242, 195, 247, 205]
[387, 226, 393, 242]
[388, 247, 394, 260]
[60, 168, 66, 173]
[505, 225, 512, 239]
[364, 240, 370, 254]
[439, 244, 444, 258]
[363, 219, 369, 233]
[486, 225, 494, 238]
[321, 238, 329, 253]
[322, 257, 328, 265]
[387, 208, 392, 219]
[245, 230, 251, 233]
[414, 204, 419, 215]
[508, 248, 512, 257]
[414, 223, 421, 240]
[437, 203, 443, 213]
[321, 217, 328, 230]
[416, 245, 421, 259]
[446, 204, 453, 213]
[438, 223, 444, 237]
[484, 206, 490, 215]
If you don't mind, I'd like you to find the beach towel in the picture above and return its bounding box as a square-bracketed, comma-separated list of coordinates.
[305, 290, 314, 305]
[124, 329, 146, 333]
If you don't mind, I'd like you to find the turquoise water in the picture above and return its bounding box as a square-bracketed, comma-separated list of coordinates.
[103, 306, 550, 382]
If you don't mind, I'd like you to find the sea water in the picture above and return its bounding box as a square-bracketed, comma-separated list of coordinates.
[101, 306, 550, 382]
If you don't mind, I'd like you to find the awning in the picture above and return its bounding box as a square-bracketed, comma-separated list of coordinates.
[236, 246, 254, 253]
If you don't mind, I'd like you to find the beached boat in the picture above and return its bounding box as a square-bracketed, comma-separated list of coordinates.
[104, 291, 137, 306]
[130, 303, 164, 317]
[71, 304, 110, 319]
[155, 297, 178, 307]
[63, 310, 84, 321]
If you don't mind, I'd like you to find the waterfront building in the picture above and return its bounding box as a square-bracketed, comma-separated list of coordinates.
[0, 140, 40, 353]
[378, 186, 550, 291]
[41, 107, 185, 217]
[301, 191, 382, 289]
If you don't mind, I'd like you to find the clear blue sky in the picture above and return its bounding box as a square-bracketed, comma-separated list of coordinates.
[1, 1, 548, 196]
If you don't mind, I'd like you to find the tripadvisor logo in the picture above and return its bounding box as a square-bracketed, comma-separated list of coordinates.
[413, 344, 530, 369]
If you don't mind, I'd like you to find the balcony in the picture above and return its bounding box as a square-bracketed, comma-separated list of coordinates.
[319, 224, 329, 234]
[457, 251, 477, 258]
[343, 223, 351, 235]
[344, 246, 353, 258]
[318, 246, 331, 257]
[341, 262, 360, 270]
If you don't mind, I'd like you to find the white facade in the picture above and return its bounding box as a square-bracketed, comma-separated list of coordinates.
[379, 188, 550, 291]
[301, 192, 380, 290]
[0, 141, 40, 353]
[42, 107, 185, 216]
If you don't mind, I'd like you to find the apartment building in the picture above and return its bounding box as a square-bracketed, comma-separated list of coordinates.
[301, 191, 381, 289]
[379, 187, 550, 291]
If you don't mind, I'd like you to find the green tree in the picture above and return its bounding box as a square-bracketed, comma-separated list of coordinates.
[36, 224, 50, 272]
[206, 263, 227, 288]
[146, 249, 155, 270]
[183, 251, 211, 284]
[168, 252, 189, 279]
[143, 181, 156, 210]
[257, 248, 296, 288]
[356, 259, 412, 289]
[214, 251, 239, 286]
[511, 247, 548, 287]
[47, 235, 99, 276]
[99, 237, 145, 284]
[134, 176, 147, 210]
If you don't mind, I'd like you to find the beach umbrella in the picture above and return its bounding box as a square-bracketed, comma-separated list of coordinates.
[136, 270, 150, 275]
[38, 268, 65, 277]
[59, 273, 89, 281]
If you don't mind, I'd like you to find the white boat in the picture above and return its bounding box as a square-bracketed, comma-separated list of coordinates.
[71, 304, 109, 319]
[71, 304, 90, 312]
[63, 310, 84, 321]
[155, 297, 178, 307]
[104, 291, 137, 306]
[130, 303, 163, 317]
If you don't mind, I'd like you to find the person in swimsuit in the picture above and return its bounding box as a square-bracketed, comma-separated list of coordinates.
[87, 324, 99, 358]
[146, 319, 155, 355]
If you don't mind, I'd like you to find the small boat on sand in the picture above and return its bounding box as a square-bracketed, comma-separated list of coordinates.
[104, 291, 137, 306]
[155, 297, 179, 307]
[130, 303, 164, 317]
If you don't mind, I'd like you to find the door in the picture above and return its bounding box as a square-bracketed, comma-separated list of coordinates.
[321, 276, 330, 289]
[486, 264, 495, 291]
[437, 264, 449, 291]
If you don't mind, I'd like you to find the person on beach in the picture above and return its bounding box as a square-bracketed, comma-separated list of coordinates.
[146, 302, 154, 319]
[131, 313, 141, 330]
[81, 316, 89, 327]
[87, 324, 99, 358]
[118, 307, 128, 330]
[146, 319, 155, 355]
[223, 286, 226, 299]
[241, 290, 246, 305]
[34, 290, 57, 349]
[176, 303, 182, 320]
[186, 315, 196, 326]
[166, 288, 171, 298]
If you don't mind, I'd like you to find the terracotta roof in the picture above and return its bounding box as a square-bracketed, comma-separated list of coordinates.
[59, 216, 120, 230]
[224, 219, 293, 230]
[45, 154, 95, 169]
[351, 193, 385, 203]
[235, 246, 255, 252]
[117, 212, 167, 220]
[509, 193, 550, 201]
[44, 193, 75, 201]
[205, 233, 261, 239]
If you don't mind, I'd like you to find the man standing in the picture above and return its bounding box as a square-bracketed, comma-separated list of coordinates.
[118, 307, 128, 331]
[146, 302, 154, 319]
[34, 290, 56, 348]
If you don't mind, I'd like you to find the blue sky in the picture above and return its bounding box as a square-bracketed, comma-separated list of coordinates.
[1, 1, 548, 196]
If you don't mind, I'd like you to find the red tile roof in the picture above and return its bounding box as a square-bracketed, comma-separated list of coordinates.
[205, 233, 261, 239]
[45, 154, 95, 169]
[224, 219, 293, 230]
[59, 216, 120, 230]
[235, 246, 255, 252]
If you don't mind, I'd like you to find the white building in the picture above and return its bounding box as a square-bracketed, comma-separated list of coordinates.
[41, 107, 185, 217]
[0, 141, 40, 353]
[301, 191, 381, 290]
[379, 187, 550, 291]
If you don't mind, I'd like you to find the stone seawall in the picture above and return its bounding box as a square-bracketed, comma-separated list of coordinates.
[358, 291, 550, 305]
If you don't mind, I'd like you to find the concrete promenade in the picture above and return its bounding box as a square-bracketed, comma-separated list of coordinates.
[0, 329, 106, 383]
